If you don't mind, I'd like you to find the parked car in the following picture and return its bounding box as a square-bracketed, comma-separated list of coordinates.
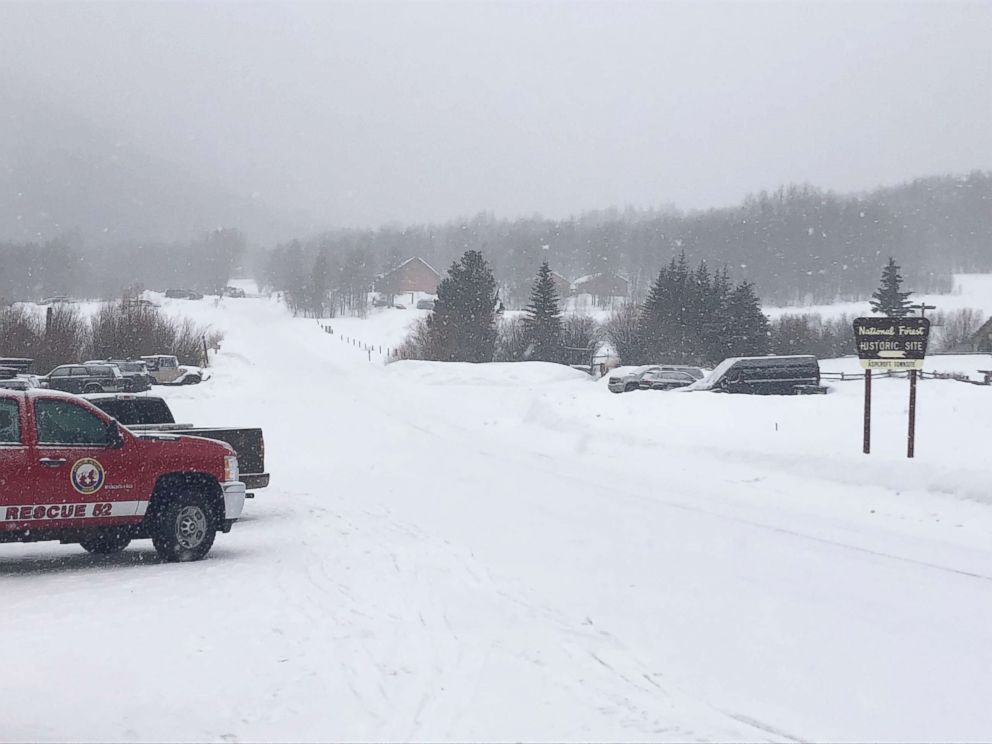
[85, 359, 153, 392]
[84, 394, 269, 490]
[43, 364, 126, 394]
[0, 388, 245, 561]
[638, 368, 699, 391]
[416, 299, 436, 310]
[0, 358, 34, 374]
[124, 297, 159, 309]
[222, 286, 247, 298]
[0, 377, 34, 391]
[690, 355, 821, 395]
[164, 289, 204, 300]
[140, 355, 205, 385]
[608, 365, 706, 393]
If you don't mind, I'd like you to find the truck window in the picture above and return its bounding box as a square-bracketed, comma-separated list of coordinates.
[137, 399, 175, 424]
[35, 400, 112, 446]
[50, 367, 70, 378]
[0, 400, 20, 444]
[87, 398, 175, 426]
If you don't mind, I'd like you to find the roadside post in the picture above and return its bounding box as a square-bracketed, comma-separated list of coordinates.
[863, 368, 872, 454]
[853, 317, 930, 458]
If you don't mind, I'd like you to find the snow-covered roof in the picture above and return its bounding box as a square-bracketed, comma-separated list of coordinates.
[383, 256, 440, 279]
[570, 272, 630, 290]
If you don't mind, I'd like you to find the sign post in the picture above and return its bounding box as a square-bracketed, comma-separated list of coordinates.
[908, 369, 918, 458]
[863, 368, 872, 454]
[853, 317, 930, 458]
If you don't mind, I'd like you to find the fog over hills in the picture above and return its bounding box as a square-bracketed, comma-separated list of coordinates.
[1, 1, 989, 250]
[0, 84, 305, 245]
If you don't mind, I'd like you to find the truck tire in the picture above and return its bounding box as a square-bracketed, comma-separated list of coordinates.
[84, 383, 103, 393]
[181, 374, 202, 385]
[624, 383, 638, 392]
[152, 491, 217, 562]
[79, 528, 132, 555]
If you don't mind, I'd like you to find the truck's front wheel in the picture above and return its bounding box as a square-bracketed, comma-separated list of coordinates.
[152, 492, 217, 562]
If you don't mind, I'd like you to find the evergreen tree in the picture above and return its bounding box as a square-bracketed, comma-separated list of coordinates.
[724, 281, 770, 357]
[870, 257, 913, 317]
[522, 261, 563, 362]
[685, 261, 713, 363]
[703, 266, 733, 364]
[426, 250, 499, 362]
[637, 265, 673, 363]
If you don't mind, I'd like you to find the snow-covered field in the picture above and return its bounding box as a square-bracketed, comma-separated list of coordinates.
[4, 292, 992, 742]
[765, 273, 992, 319]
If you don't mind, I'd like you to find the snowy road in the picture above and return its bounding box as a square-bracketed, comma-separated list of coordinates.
[4, 297, 992, 742]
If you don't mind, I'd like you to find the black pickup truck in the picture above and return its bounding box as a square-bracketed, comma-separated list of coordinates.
[82, 394, 270, 490]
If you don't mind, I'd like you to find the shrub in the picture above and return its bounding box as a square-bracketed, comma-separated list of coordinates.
[394, 318, 437, 361]
[560, 315, 600, 365]
[494, 316, 530, 362]
[930, 307, 985, 352]
[0, 304, 89, 374]
[768, 312, 856, 359]
[89, 300, 220, 366]
[604, 303, 643, 364]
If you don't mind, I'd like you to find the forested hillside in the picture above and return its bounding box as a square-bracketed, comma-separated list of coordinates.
[261, 172, 991, 308]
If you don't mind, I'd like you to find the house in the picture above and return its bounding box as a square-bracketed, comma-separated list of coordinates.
[570, 272, 630, 309]
[971, 317, 992, 352]
[374, 257, 441, 299]
[550, 271, 572, 299]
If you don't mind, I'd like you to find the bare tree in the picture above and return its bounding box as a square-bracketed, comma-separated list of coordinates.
[931, 307, 985, 351]
[604, 303, 642, 365]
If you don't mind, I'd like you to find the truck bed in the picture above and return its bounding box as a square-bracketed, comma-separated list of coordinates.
[130, 424, 269, 489]
[81, 394, 269, 490]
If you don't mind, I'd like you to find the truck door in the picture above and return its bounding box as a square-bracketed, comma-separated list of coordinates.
[0, 399, 33, 527]
[22, 398, 149, 528]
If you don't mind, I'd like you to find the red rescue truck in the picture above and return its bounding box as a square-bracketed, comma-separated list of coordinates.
[0, 389, 245, 561]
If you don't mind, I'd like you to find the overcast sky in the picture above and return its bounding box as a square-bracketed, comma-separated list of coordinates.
[1, 0, 989, 230]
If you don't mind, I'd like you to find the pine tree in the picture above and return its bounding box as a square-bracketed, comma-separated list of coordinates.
[426, 250, 499, 362]
[702, 265, 732, 364]
[870, 257, 913, 317]
[685, 261, 712, 364]
[522, 261, 563, 362]
[724, 281, 770, 357]
[637, 265, 673, 363]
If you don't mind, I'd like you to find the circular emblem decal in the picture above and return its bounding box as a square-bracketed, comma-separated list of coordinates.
[71, 458, 105, 495]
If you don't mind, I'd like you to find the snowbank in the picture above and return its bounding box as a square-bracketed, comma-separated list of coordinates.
[386, 360, 592, 387]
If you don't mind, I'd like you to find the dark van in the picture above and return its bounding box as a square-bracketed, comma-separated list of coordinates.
[700, 355, 821, 395]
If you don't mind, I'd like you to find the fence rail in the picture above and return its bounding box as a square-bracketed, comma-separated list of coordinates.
[822, 369, 991, 385]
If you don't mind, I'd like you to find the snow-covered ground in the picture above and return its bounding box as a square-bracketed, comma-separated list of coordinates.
[4, 292, 992, 742]
[765, 273, 992, 319]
